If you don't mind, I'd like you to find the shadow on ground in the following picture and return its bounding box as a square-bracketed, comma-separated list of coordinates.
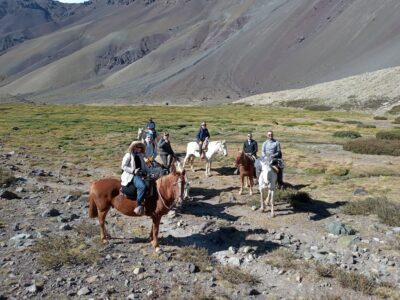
[161, 227, 281, 255]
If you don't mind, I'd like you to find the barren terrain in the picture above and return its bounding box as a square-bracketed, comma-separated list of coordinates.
[1, 104, 399, 299]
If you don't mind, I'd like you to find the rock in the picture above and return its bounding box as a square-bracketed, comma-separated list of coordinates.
[274, 233, 283, 240]
[26, 284, 37, 293]
[251, 205, 257, 211]
[242, 246, 252, 254]
[188, 263, 200, 273]
[41, 208, 60, 217]
[249, 289, 261, 296]
[167, 210, 176, 219]
[64, 194, 79, 202]
[337, 236, 360, 248]
[133, 267, 145, 275]
[353, 187, 368, 195]
[392, 227, 400, 234]
[85, 276, 98, 284]
[228, 246, 237, 254]
[245, 254, 255, 263]
[227, 257, 242, 267]
[15, 187, 25, 193]
[303, 251, 314, 260]
[327, 221, 355, 235]
[77, 287, 91, 296]
[59, 224, 72, 231]
[10, 233, 32, 244]
[1, 190, 20, 199]
[296, 275, 302, 283]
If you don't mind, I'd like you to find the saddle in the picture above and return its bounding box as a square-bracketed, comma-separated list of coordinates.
[120, 179, 157, 201]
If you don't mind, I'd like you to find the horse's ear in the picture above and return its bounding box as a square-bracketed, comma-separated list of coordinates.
[222, 140, 226, 144]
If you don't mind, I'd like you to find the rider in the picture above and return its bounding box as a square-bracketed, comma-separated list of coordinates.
[234, 132, 258, 175]
[145, 118, 157, 139]
[261, 130, 283, 188]
[144, 132, 157, 166]
[196, 121, 210, 159]
[121, 141, 149, 216]
[157, 131, 175, 171]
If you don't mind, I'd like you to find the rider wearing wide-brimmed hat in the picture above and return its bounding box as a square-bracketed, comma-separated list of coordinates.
[121, 140, 150, 215]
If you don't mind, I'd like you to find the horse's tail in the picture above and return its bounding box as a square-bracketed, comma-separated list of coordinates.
[88, 184, 98, 218]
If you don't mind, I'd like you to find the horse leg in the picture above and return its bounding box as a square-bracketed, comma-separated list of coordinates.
[150, 217, 161, 249]
[149, 222, 154, 242]
[239, 175, 243, 195]
[249, 176, 253, 196]
[244, 176, 248, 188]
[206, 161, 211, 176]
[190, 156, 195, 172]
[182, 156, 187, 169]
[270, 190, 275, 217]
[260, 188, 265, 211]
[98, 207, 110, 243]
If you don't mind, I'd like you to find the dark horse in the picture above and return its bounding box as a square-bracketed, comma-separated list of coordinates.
[88, 160, 186, 250]
[235, 151, 255, 195]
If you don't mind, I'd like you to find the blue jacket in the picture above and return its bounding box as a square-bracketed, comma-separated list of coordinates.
[196, 127, 210, 142]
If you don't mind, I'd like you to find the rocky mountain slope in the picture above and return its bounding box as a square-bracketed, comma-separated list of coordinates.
[1, 0, 400, 104]
[235, 66, 400, 113]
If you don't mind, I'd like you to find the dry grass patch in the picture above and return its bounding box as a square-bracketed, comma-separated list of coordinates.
[0, 167, 15, 187]
[265, 248, 297, 269]
[216, 266, 259, 285]
[73, 221, 99, 238]
[373, 116, 388, 120]
[334, 269, 377, 295]
[314, 262, 336, 278]
[374, 286, 400, 300]
[343, 197, 400, 226]
[173, 246, 213, 272]
[30, 235, 99, 269]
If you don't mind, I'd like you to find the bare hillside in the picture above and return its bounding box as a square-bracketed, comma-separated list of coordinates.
[235, 66, 400, 113]
[1, 0, 400, 104]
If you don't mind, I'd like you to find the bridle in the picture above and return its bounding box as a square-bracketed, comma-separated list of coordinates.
[156, 172, 185, 210]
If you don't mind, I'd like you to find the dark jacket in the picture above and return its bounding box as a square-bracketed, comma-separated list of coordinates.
[158, 138, 174, 156]
[196, 127, 210, 143]
[243, 139, 258, 156]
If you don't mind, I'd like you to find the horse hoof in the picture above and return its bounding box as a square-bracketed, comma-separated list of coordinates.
[271, 213, 275, 218]
[101, 238, 109, 244]
[155, 247, 162, 253]
[150, 240, 159, 248]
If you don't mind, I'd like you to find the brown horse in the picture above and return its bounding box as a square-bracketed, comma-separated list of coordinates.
[235, 151, 255, 195]
[88, 161, 186, 249]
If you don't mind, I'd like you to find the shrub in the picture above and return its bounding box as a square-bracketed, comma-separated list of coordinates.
[216, 266, 259, 285]
[265, 248, 297, 269]
[393, 116, 400, 124]
[305, 105, 332, 111]
[323, 117, 340, 122]
[357, 124, 376, 128]
[333, 131, 361, 139]
[275, 188, 312, 207]
[30, 235, 99, 269]
[343, 197, 400, 226]
[174, 246, 213, 272]
[376, 130, 400, 140]
[0, 167, 15, 187]
[373, 116, 387, 120]
[388, 105, 400, 115]
[335, 269, 377, 295]
[325, 165, 349, 176]
[343, 138, 400, 156]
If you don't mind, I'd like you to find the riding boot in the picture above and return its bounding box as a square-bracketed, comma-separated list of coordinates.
[134, 205, 144, 215]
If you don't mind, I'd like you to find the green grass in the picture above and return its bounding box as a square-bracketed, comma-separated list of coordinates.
[376, 130, 400, 140]
[333, 131, 361, 139]
[344, 138, 400, 156]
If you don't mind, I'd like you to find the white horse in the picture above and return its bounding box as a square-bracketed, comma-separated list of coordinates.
[183, 140, 228, 176]
[255, 157, 278, 217]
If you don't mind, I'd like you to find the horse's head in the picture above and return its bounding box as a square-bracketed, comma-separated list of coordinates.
[169, 159, 186, 207]
[219, 140, 228, 156]
[137, 127, 144, 140]
[235, 150, 243, 165]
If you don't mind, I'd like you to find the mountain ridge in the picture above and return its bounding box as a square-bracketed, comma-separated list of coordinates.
[1, 0, 400, 106]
